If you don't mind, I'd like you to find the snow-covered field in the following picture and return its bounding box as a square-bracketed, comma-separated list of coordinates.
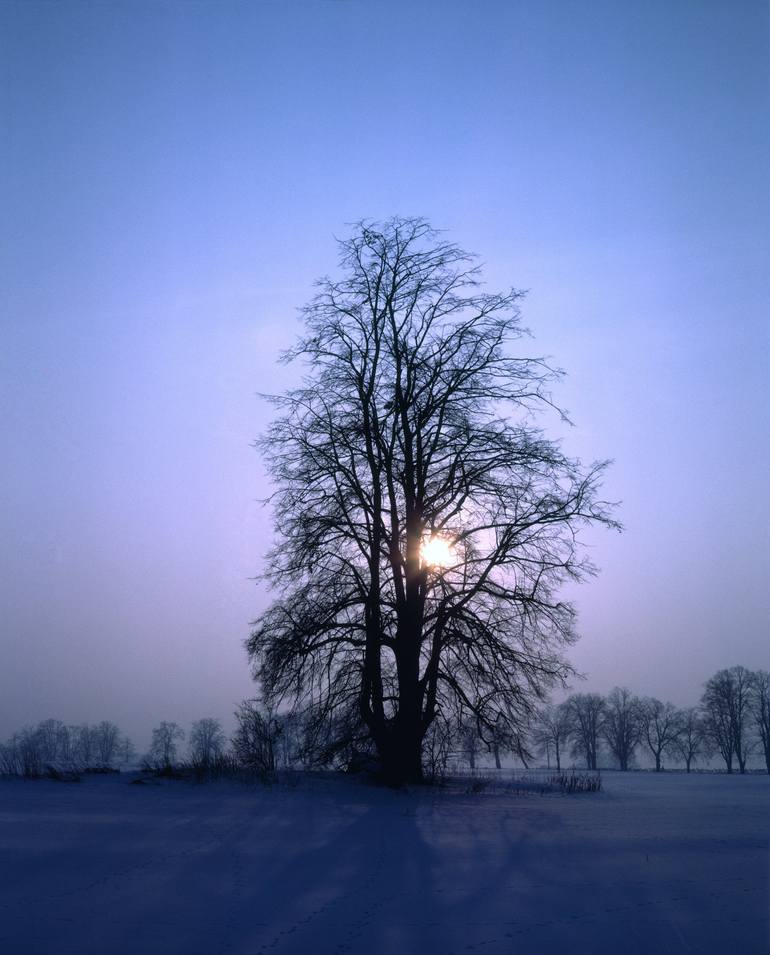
[1, 771, 767, 954]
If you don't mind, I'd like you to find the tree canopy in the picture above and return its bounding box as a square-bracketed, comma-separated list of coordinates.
[248, 217, 617, 783]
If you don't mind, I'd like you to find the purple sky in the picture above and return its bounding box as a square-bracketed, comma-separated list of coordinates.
[2, 1, 768, 751]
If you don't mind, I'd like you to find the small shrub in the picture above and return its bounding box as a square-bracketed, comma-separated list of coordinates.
[137, 753, 271, 784]
[187, 753, 243, 782]
[548, 771, 602, 794]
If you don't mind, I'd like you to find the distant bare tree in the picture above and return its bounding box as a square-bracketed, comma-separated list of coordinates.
[58, 725, 81, 767]
[640, 699, 681, 772]
[189, 718, 226, 768]
[701, 667, 754, 774]
[36, 719, 67, 765]
[485, 719, 514, 770]
[602, 687, 642, 771]
[566, 693, 605, 770]
[422, 713, 453, 781]
[2, 722, 67, 775]
[0, 740, 15, 775]
[231, 701, 280, 774]
[531, 702, 571, 771]
[459, 719, 482, 771]
[72, 724, 97, 767]
[119, 735, 136, 767]
[673, 707, 708, 773]
[728, 666, 755, 773]
[14, 728, 45, 777]
[93, 721, 122, 767]
[148, 721, 184, 769]
[273, 712, 301, 769]
[749, 669, 770, 774]
[0, 738, 20, 775]
[701, 672, 735, 772]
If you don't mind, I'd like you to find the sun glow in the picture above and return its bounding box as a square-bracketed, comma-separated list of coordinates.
[420, 535, 455, 569]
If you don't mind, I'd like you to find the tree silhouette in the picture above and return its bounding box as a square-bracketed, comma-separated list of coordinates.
[701, 666, 754, 774]
[565, 693, 606, 770]
[749, 670, 770, 774]
[640, 698, 681, 772]
[248, 218, 617, 784]
[531, 702, 572, 771]
[674, 707, 708, 773]
[148, 721, 184, 770]
[189, 718, 226, 768]
[602, 687, 642, 771]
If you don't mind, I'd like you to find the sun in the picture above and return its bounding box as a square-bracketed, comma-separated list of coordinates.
[420, 535, 455, 569]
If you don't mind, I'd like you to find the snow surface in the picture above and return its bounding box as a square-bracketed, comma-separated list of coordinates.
[0, 771, 768, 954]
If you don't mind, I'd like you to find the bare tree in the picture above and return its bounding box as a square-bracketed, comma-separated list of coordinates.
[231, 700, 281, 773]
[12, 728, 45, 777]
[248, 218, 617, 785]
[119, 735, 136, 767]
[72, 724, 97, 768]
[273, 712, 301, 769]
[422, 712, 453, 781]
[531, 702, 571, 771]
[701, 667, 754, 774]
[148, 721, 184, 770]
[36, 719, 67, 766]
[602, 687, 642, 771]
[459, 719, 482, 772]
[701, 672, 734, 772]
[189, 718, 226, 768]
[58, 725, 81, 767]
[566, 693, 605, 770]
[673, 707, 708, 773]
[486, 719, 513, 770]
[640, 698, 680, 772]
[728, 666, 755, 773]
[749, 669, 770, 774]
[0, 738, 21, 776]
[93, 721, 122, 767]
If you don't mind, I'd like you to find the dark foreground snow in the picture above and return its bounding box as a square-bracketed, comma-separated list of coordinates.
[0, 771, 767, 954]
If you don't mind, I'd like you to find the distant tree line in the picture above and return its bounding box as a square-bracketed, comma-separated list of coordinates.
[3, 666, 766, 780]
[139, 709, 299, 777]
[0, 710, 296, 780]
[0, 719, 135, 777]
[532, 666, 770, 775]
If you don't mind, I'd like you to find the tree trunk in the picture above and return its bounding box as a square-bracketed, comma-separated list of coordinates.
[383, 581, 426, 786]
[379, 725, 424, 786]
[654, 752, 661, 772]
[493, 744, 501, 770]
[685, 756, 692, 773]
[369, 639, 425, 786]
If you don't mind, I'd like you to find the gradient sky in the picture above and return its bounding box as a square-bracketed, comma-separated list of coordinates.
[2, 1, 768, 751]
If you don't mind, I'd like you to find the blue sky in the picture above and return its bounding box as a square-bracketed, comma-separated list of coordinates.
[2, 1, 768, 749]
